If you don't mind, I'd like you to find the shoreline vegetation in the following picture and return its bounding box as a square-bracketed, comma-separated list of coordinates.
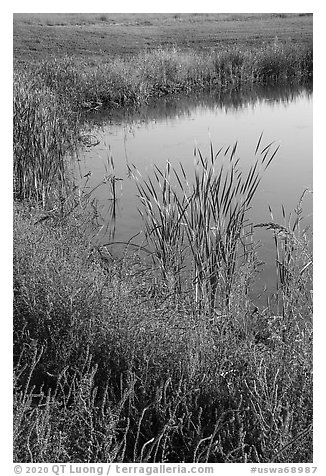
[17, 41, 313, 113]
[13, 13, 313, 463]
[14, 42, 312, 202]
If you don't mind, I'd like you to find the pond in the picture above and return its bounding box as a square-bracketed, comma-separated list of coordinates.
[75, 82, 313, 297]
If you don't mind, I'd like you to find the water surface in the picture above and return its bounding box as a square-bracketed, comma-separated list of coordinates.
[76, 83, 313, 295]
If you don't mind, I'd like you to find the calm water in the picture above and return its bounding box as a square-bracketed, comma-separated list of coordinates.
[76, 84, 313, 294]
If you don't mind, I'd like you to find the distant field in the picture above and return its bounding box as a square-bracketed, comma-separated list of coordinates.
[13, 13, 313, 61]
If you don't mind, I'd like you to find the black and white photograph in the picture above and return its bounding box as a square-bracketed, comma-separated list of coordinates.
[11, 6, 316, 470]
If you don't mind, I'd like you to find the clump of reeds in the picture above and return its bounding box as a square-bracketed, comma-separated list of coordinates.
[133, 136, 279, 312]
[13, 71, 79, 206]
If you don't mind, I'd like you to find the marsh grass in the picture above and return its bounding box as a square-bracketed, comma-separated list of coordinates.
[16, 41, 312, 115]
[13, 71, 80, 206]
[132, 137, 279, 311]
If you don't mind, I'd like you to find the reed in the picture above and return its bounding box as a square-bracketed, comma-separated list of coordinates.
[255, 189, 313, 319]
[13, 71, 80, 206]
[134, 136, 279, 311]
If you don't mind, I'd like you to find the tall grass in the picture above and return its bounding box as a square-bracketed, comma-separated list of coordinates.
[255, 189, 313, 319]
[132, 137, 279, 311]
[17, 41, 312, 113]
[13, 71, 80, 205]
[13, 196, 313, 462]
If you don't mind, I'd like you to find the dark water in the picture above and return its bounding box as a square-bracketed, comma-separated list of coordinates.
[76, 83, 313, 295]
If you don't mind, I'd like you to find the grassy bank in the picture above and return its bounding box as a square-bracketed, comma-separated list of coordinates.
[14, 194, 312, 462]
[15, 42, 312, 115]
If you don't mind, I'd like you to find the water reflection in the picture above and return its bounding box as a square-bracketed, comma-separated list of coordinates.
[84, 81, 312, 129]
[76, 82, 312, 298]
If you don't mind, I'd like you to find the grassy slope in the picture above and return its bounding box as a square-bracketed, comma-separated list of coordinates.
[14, 13, 313, 61]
